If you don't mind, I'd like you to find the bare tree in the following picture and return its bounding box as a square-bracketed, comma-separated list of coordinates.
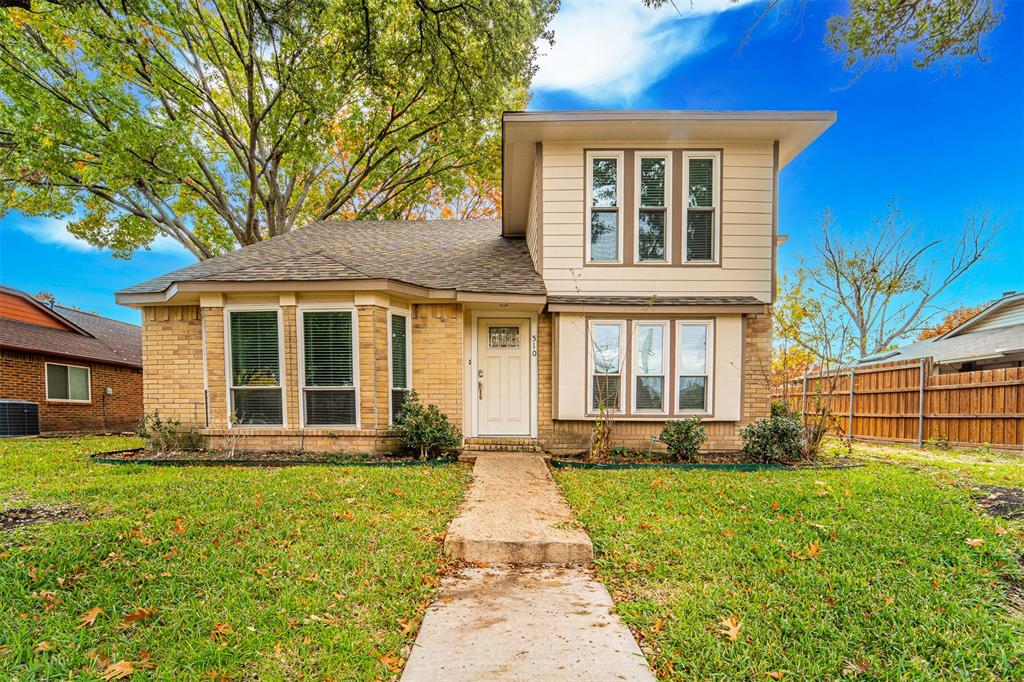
[798, 204, 996, 359]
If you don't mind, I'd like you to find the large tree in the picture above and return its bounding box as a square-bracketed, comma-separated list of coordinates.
[0, 0, 557, 259]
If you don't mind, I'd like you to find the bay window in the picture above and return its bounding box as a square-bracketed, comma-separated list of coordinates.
[684, 151, 720, 262]
[301, 309, 357, 427]
[390, 311, 411, 424]
[632, 322, 668, 412]
[636, 153, 670, 262]
[589, 321, 625, 412]
[676, 321, 713, 413]
[228, 310, 283, 426]
[586, 152, 623, 263]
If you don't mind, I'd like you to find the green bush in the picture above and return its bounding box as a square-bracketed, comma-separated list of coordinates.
[394, 391, 461, 460]
[659, 417, 707, 462]
[740, 415, 805, 464]
[137, 411, 204, 453]
[771, 399, 796, 418]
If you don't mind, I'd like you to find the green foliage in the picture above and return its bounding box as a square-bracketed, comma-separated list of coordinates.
[739, 415, 805, 464]
[826, 0, 1003, 73]
[770, 399, 795, 419]
[137, 411, 203, 453]
[658, 417, 707, 463]
[394, 390, 461, 461]
[0, 0, 557, 258]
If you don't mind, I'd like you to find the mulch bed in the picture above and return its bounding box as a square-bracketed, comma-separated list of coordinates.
[0, 504, 90, 532]
[552, 449, 861, 470]
[90, 448, 455, 467]
[972, 485, 1024, 520]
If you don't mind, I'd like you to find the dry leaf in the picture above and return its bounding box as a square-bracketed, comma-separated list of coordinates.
[767, 672, 785, 680]
[717, 615, 742, 642]
[210, 622, 233, 643]
[122, 607, 157, 624]
[994, 527, 1007, 536]
[806, 541, 820, 558]
[79, 607, 104, 628]
[101, 660, 135, 680]
[722, 529, 736, 538]
[398, 617, 415, 636]
[0, 646, 10, 657]
[770, 500, 780, 512]
[380, 652, 403, 672]
[842, 659, 871, 676]
[651, 618, 665, 634]
[965, 538, 984, 548]
[173, 517, 187, 535]
[34, 640, 53, 653]
[639, 522, 652, 530]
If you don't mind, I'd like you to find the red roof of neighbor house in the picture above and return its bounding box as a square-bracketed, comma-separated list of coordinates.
[0, 286, 142, 367]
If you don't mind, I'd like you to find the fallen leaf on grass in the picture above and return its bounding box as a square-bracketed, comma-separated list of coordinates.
[122, 607, 157, 624]
[995, 527, 1007, 536]
[767, 672, 785, 680]
[34, 641, 53, 653]
[0, 646, 9, 657]
[173, 517, 187, 535]
[638, 522, 652, 530]
[101, 660, 135, 680]
[210, 622, 233, 643]
[965, 538, 984, 548]
[806, 541, 820, 558]
[79, 607, 104, 628]
[842, 659, 871, 676]
[717, 615, 742, 642]
[398, 617, 415, 636]
[380, 652, 404, 672]
[651, 618, 665, 634]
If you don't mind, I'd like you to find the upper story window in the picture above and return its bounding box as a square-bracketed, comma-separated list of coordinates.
[684, 151, 720, 262]
[586, 151, 623, 263]
[301, 309, 357, 427]
[635, 153, 670, 263]
[45, 362, 90, 402]
[228, 309, 283, 426]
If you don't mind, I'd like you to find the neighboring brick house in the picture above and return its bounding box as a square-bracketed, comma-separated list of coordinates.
[0, 286, 143, 433]
[116, 110, 834, 454]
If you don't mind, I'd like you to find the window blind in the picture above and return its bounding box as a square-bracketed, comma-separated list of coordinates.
[230, 310, 282, 425]
[302, 311, 356, 426]
[638, 211, 666, 261]
[591, 158, 618, 207]
[687, 157, 715, 262]
[687, 212, 713, 261]
[639, 157, 665, 206]
[391, 314, 410, 423]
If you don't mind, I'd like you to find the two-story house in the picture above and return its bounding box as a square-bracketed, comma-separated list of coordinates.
[116, 110, 834, 454]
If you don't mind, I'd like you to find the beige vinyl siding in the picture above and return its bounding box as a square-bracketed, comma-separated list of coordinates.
[541, 141, 775, 301]
[958, 299, 1024, 334]
[525, 150, 543, 273]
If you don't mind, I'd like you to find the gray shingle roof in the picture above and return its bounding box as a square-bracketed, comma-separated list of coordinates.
[857, 323, 1024, 367]
[119, 219, 546, 296]
[0, 300, 141, 367]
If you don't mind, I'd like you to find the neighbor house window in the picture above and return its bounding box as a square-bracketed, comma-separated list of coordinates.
[390, 311, 411, 424]
[636, 153, 670, 262]
[684, 151, 720, 262]
[45, 362, 90, 402]
[586, 152, 623, 263]
[589, 321, 625, 412]
[228, 310, 283, 426]
[632, 322, 668, 412]
[301, 310, 356, 427]
[676, 321, 713, 413]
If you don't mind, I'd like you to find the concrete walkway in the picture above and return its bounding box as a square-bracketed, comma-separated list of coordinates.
[402, 453, 655, 681]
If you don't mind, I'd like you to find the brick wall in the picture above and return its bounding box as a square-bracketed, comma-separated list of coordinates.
[411, 303, 463, 428]
[1, 349, 142, 433]
[142, 305, 205, 427]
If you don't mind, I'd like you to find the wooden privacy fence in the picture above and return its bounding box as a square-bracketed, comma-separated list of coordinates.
[776, 359, 1024, 450]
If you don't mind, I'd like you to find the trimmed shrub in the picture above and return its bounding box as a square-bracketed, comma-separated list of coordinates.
[659, 417, 707, 462]
[394, 391, 461, 460]
[740, 415, 805, 464]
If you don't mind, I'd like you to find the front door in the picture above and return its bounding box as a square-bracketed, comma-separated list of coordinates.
[476, 318, 530, 436]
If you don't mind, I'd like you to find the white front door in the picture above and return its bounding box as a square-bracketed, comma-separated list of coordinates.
[476, 318, 530, 436]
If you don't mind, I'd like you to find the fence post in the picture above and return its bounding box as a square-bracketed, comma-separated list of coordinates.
[917, 359, 926, 448]
[800, 374, 808, 421]
[848, 368, 856, 441]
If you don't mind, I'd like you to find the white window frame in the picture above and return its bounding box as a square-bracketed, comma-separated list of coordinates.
[585, 150, 625, 264]
[44, 361, 91, 403]
[683, 150, 721, 263]
[631, 321, 669, 414]
[634, 151, 672, 264]
[674, 319, 714, 415]
[224, 305, 286, 429]
[587, 319, 626, 414]
[297, 305, 360, 429]
[388, 309, 412, 426]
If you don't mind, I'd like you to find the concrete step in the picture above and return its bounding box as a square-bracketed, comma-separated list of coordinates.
[443, 453, 593, 565]
[462, 436, 544, 454]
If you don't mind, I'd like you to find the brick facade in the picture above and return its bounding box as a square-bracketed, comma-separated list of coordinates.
[1, 348, 142, 433]
[140, 299, 772, 454]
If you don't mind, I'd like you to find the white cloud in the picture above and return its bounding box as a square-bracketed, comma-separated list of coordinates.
[13, 215, 188, 256]
[532, 0, 758, 103]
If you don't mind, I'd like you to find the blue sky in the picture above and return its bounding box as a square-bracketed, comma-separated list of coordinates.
[1, 0, 1022, 325]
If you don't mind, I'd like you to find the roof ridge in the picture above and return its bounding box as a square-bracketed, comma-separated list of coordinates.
[312, 249, 372, 277]
[54, 304, 140, 328]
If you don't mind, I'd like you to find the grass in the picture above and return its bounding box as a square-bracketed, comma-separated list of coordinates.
[556, 459, 1024, 680]
[825, 438, 1024, 488]
[0, 436, 469, 680]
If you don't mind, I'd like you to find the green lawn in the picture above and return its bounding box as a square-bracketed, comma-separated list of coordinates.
[0, 436, 469, 680]
[556, 460, 1023, 680]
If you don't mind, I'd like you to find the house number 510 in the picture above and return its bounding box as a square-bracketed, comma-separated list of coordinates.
[531, 334, 537, 357]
